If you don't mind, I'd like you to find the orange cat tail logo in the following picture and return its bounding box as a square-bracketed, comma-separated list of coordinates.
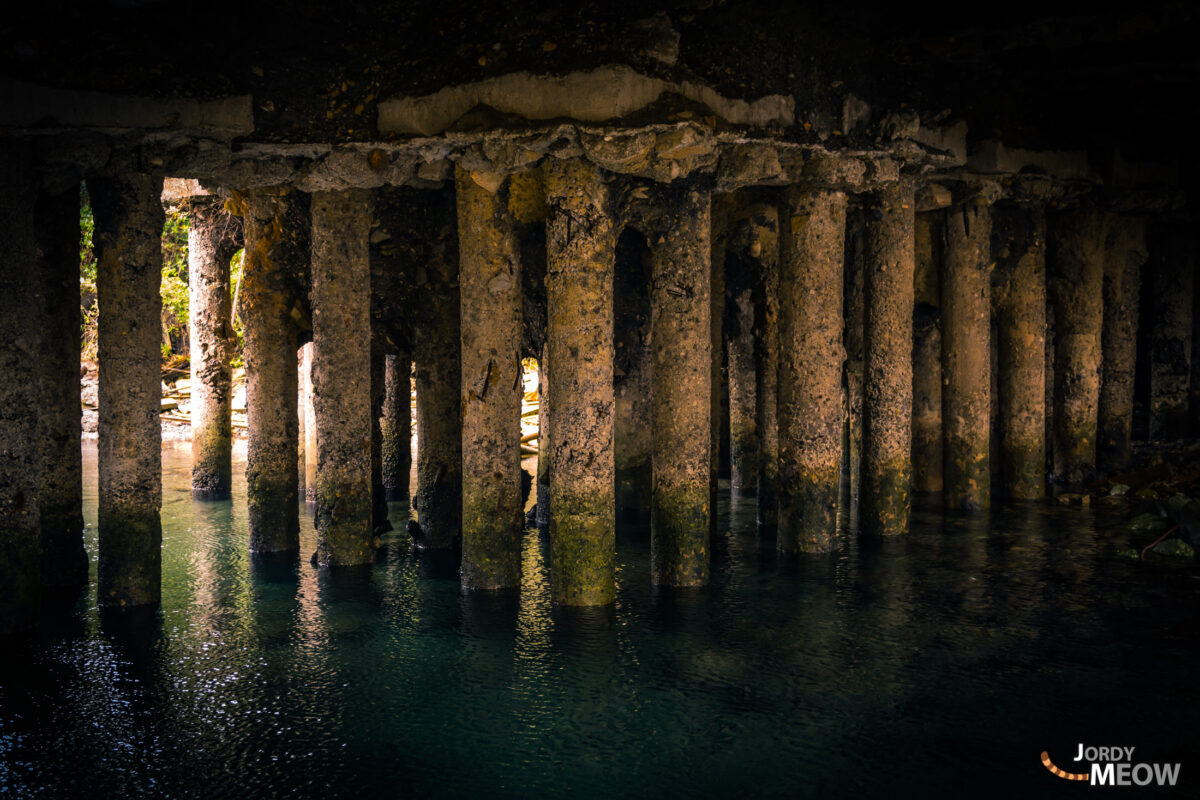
[1042, 751, 1090, 781]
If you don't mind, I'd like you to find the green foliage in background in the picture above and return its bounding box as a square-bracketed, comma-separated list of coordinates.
[160, 211, 191, 359]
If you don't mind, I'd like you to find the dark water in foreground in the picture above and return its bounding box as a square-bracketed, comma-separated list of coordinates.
[1, 441, 1198, 798]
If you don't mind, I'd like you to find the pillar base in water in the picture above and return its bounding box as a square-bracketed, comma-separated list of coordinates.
[651, 484, 710, 587]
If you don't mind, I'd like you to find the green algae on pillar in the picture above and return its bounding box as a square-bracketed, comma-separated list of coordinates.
[311, 189, 375, 566]
[545, 159, 617, 605]
[456, 167, 523, 589]
[992, 205, 1047, 499]
[242, 190, 302, 553]
[35, 187, 88, 588]
[1099, 215, 1146, 471]
[1147, 220, 1195, 441]
[381, 352, 412, 503]
[188, 197, 239, 500]
[92, 172, 164, 607]
[776, 188, 846, 552]
[912, 213, 943, 495]
[941, 198, 993, 512]
[1048, 209, 1106, 485]
[650, 184, 712, 585]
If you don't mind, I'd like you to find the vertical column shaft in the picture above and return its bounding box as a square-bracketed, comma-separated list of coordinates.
[92, 172, 164, 607]
[1099, 215, 1146, 470]
[862, 184, 914, 535]
[650, 184, 712, 586]
[728, 282, 758, 495]
[843, 213, 866, 504]
[456, 168, 523, 589]
[777, 188, 845, 552]
[302, 342, 317, 502]
[369, 337, 390, 534]
[1148, 221, 1195, 441]
[535, 346, 551, 528]
[710, 221, 726, 533]
[912, 213, 943, 495]
[311, 189, 374, 566]
[297, 355, 306, 499]
[545, 159, 616, 605]
[188, 197, 236, 500]
[1048, 209, 1106, 484]
[941, 198, 993, 512]
[381, 352, 412, 503]
[749, 209, 780, 531]
[242, 191, 301, 553]
[614, 230, 653, 524]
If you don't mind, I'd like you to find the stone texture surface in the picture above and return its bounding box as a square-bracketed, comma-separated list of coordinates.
[1147, 220, 1195, 441]
[911, 212, 942, 495]
[1099, 214, 1146, 471]
[745, 207, 780, 532]
[381, 352, 412, 503]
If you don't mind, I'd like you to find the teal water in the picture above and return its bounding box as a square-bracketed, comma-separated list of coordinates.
[1, 441, 1197, 798]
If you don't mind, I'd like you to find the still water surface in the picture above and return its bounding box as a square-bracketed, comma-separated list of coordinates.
[1, 441, 1197, 798]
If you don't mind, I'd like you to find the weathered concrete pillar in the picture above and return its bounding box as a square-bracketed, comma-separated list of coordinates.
[941, 198, 992, 512]
[1099, 215, 1146, 471]
[992, 205, 1047, 499]
[381, 352, 412, 503]
[1048, 209, 1106, 484]
[544, 159, 616, 605]
[777, 188, 845, 553]
[650, 184, 712, 586]
[728, 277, 758, 495]
[369, 337, 391, 534]
[301, 342, 317, 503]
[1193, 260, 1200, 437]
[843, 211, 866, 504]
[912, 213, 943, 495]
[242, 191, 301, 554]
[91, 172, 164, 607]
[614, 228, 652, 524]
[297, 354, 306, 499]
[456, 168, 523, 589]
[861, 184, 914, 536]
[710, 211, 727, 534]
[0, 143, 45, 630]
[535, 345, 551, 528]
[748, 208, 780, 531]
[35, 187, 88, 588]
[1147, 221, 1195, 441]
[311, 189, 374, 566]
[188, 197, 237, 500]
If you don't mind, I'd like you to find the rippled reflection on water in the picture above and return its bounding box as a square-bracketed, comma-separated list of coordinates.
[0, 441, 1197, 798]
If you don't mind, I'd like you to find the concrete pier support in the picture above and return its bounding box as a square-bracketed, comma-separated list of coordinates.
[242, 191, 301, 553]
[650, 184, 712, 586]
[1099, 215, 1146, 470]
[1147, 221, 1195, 441]
[710, 216, 727, 535]
[297, 356, 306, 499]
[188, 197, 238, 500]
[302, 342, 317, 503]
[91, 172, 164, 607]
[843, 213, 866, 505]
[777, 188, 845, 553]
[35, 187, 88, 588]
[456, 168, 523, 589]
[1048, 209, 1106, 484]
[545, 159, 616, 605]
[912, 213, 943, 495]
[381, 352, 411, 503]
[311, 189, 374, 566]
[0, 143, 46, 629]
[748, 209, 780, 531]
[993, 206, 1047, 499]
[535, 346, 551, 529]
[369, 338, 391, 534]
[728, 275, 758, 496]
[862, 184, 914, 536]
[941, 198, 992, 512]
[614, 229, 652, 525]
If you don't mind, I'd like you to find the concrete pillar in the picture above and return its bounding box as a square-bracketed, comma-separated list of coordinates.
[35, 187, 88, 588]
[302, 342, 317, 503]
[710, 214, 727, 534]
[912, 213, 943, 495]
[544, 159, 616, 605]
[311, 189, 374, 566]
[91, 172, 164, 607]
[1048, 209, 1106, 484]
[844, 211, 866, 504]
[1148, 221, 1195, 441]
[456, 168, 523, 589]
[614, 229, 652, 525]
[861, 185, 915, 536]
[535, 346, 551, 529]
[776, 188, 846, 552]
[188, 197, 237, 500]
[297, 354, 306, 499]
[0, 142, 45, 630]
[381, 352, 412, 503]
[1099, 215, 1146, 471]
[748, 209, 780, 531]
[369, 337, 391, 534]
[728, 278, 758, 495]
[650, 184, 712, 586]
[941, 198, 992, 512]
[993, 205, 1047, 499]
[242, 191, 301, 554]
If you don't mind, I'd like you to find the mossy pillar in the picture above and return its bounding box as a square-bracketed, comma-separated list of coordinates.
[91, 172, 164, 607]
[650, 184, 712, 586]
[0, 143, 45, 630]
[993, 205, 1047, 499]
[242, 190, 301, 554]
[941, 198, 992, 512]
[311, 189, 374, 566]
[776, 188, 845, 553]
[728, 280, 758, 496]
[35, 187, 88, 588]
[749, 209, 780, 531]
[301, 342, 317, 503]
[912, 213, 943, 495]
[1048, 209, 1106, 484]
[456, 168, 522, 589]
[1147, 221, 1195, 441]
[188, 197, 237, 500]
[535, 346, 551, 529]
[1099, 215, 1146, 471]
[545, 159, 616, 605]
[381, 352, 412, 503]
